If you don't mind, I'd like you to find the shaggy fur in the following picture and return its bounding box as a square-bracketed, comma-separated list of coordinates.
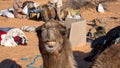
[90, 44, 120, 68]
[36, 21, 77, 68]
[41, 3, 56, 22]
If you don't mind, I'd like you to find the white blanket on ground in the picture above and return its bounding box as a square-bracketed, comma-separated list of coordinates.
[0, 8, 14, 18]
[20, 26, 38, 32]
[1, 28, 28, 47]
[22, 4, 29, 15]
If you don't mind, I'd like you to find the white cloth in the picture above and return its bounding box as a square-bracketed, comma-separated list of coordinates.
[22, 4, 29, 15]
[2, 11, 14, 18]
[21, 26, 38, 32]
[1, 34, 17, 47]
[98, 3, 104, 13]
[34, 2, 40, 8]
[0, 8, 14, 18]
[22, 2, 40, 15]
[1, 28, 28, 47]
[73, 15, 81, 19]
[66, 15, 73, 18]
[0, 9, 7, 15]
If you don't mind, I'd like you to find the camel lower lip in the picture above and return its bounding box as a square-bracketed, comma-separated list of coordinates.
[45, 44, 57, 53]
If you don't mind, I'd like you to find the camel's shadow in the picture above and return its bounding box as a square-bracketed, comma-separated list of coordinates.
[73, 51, 92, 68]
[0, 59, 22, 68]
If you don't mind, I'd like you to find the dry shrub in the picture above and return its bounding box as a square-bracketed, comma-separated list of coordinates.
[63, 0, 118, 9]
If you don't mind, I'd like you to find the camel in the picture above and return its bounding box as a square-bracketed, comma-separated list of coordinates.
[36, 21, 77, 68]
[85, 26, 120, 68]
[90, 44, 120, 68]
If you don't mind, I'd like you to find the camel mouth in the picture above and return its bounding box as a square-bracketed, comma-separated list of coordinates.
[46, 41, 56, 47]
[45, 41, 57, 53]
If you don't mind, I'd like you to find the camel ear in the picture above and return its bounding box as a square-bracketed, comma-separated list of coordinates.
[35, 26, 43, 36]
[36, 26, 40, 32]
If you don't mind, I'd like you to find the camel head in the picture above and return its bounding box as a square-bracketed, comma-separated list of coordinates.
[36, 21, 67, 53]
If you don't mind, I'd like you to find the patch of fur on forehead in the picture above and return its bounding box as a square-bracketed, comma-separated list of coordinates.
[36, 20, 67, 37]
[46, 21, 67, 35]
[36, 21, 66, 31]
[44, 21, 66, 28]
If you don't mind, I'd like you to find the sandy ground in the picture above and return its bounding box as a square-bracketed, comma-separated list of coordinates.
[0, 0, 120, 68]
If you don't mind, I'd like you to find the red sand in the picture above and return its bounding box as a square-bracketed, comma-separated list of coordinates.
[0, 0, 120, 68]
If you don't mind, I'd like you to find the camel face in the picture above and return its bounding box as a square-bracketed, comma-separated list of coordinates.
[36, 21, 67, 53]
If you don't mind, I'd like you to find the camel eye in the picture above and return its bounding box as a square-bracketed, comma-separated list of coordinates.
[41, 29, 47, 38]
[41, 27, 46, 31]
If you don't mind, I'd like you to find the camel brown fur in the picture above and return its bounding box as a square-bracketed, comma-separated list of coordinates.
[90, 44, 120, 68]
[36, 21, 77, 68]
[41, 3, 56, 22]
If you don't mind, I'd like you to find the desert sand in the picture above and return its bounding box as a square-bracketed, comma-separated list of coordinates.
[0, 0, 120, 68]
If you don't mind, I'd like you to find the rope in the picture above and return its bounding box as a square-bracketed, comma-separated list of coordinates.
[21, 54, 43, 68]
[27, 54, 42, 68]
